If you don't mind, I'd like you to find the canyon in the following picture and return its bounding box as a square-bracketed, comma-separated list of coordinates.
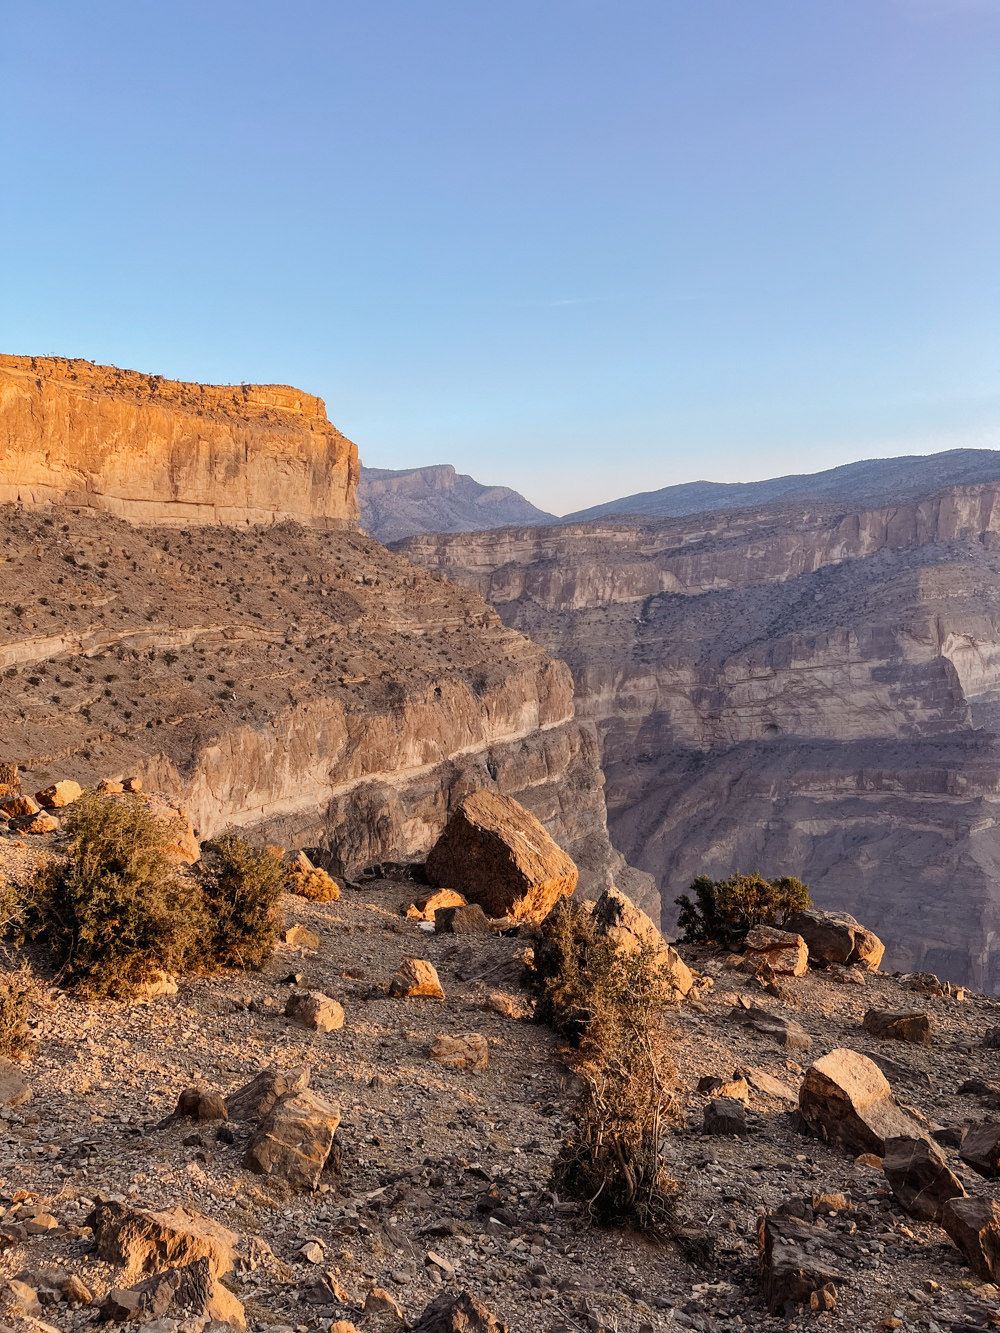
[358, 464, 554, 543]
[394, 480, 1000, 991]
[0, 360, 643, 904]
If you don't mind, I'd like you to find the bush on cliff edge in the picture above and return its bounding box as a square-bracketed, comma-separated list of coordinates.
[674, 871, 810, 950]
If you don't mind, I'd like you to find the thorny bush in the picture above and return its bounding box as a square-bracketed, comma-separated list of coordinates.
[674, 871, 810, 950]
[197, 833, 285, 970]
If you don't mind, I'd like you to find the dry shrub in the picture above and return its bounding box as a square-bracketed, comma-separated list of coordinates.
[27, 790, 204, 999]
[197, 834, 286, 970]
[288, 866, 340, 903]
[0, 972, 33, 1060]
[524, 900, 684, 1241]
[674, 871, 810, 950]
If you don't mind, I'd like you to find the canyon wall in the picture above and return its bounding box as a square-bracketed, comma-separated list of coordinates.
[0, 355, 359, 528]
[394, 483, 1000, 989]
[359, 464, 555, 543]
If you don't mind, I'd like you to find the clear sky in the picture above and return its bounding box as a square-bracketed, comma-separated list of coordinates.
[2, 1, 998, 515]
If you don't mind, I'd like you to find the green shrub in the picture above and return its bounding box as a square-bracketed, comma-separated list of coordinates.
[524, 901, 683, 1240]
[27, 791, 204, 999]
[0, 972, 33, 1060]
[674, 871, 810, 950]
[196, 834, 285, 971]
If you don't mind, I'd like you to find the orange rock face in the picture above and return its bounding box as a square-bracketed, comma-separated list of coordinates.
[0, 355, 359, 528]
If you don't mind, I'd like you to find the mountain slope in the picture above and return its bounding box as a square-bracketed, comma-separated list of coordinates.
[359, 464, 555, 542]
[561, 448, 1000, 522]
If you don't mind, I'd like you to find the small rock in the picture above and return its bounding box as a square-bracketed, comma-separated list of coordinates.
[697, 1073, 749, 1103]
[6, 1280, 41, 1317]
[484, 992, 515, 1017]
[411, 1290, 508, 1332]
[283, 925, 321, 950]
[0, 795, 38, 818]
[24, 1214, 58, 1234]
[122, 776, 142, 791]
[757, 1213, 843, 1314]
[298, 1242, 324, 1264]
[225, 1065, 310, 1122]
[959, 1122, 1000, 1178]
[284, 991, 344, 1033]
[429, 1032, 489, 1072]
[862, 1009, 932, 1045]
[62, 1275, 93, 1304]
[216, 1125, 235, 1145]
[434, 903, 492, 934]
[99, 1256, 244, 1329]
[0, 1061, 32, 1108]
[96, 779, 124, 794]
[738, 1065, 797, 1102]
[390, 958, 445, 1000]
[703, 1098, 747, 1136]
[401, 889, 467, 921]
[34, 780, 82, 808]
[882, 1135, 965, 1221]
[11, 811, 59, 834]
[941, 1196, 1000, 1282]
[729, 1004, 812, 1050]
[811, 1193, 849, 1216]
[243, 1088, 341, 1190]
[810, 1285, 837, 1312]
[364, 1288, 404, 1318]
[784, 907, 884, 969]
[743, 925, 808, 977]
[88, 1200, 237, 1281]
[176, 1087, 229, 1123]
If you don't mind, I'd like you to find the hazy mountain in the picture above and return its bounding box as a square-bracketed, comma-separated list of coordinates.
[359, 464, 556, 543]
[560, 448, 1000, 522]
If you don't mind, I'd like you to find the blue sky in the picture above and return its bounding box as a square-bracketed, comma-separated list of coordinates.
[2, 1, 998, 514]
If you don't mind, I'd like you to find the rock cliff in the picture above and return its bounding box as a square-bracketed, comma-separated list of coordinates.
[0, 355, 359, 528]
[358, 464, 554, 543]
[394, 482, 1000, 990]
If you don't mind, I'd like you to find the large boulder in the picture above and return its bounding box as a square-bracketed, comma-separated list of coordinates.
[798, 1048, 929, 1156]
[743, 925, 808, 977]
[959, 1122, 1000, 1178]
[862, 1009, 932, 1045]
[243, 1088, 341, 1190]
[941, 1197, 1000, 1282]
[425, 791, 577, 922]
[99, 1256, 245, 1328]
[784, 908, 884, 969]
[225, 1065, 310, 1122]
[411, 1290, 508, 1333]
[882, 1136, 965, 1222]
[87, 1201, 236, 1281]
[757, 1213, 843, 1314]
[34, 780, 82, 808]
[591, 886, 693, 996]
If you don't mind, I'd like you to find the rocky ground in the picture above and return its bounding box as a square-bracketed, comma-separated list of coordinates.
[0, 835, 998, 1333]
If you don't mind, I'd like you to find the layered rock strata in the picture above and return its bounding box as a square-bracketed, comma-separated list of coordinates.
[0, 355, 359, 528]
[394, 482, 1000, 988]
[0, 507, 623, 893]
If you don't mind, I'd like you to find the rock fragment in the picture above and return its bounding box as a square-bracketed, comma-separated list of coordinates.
[243, 1088, 341, 1190]
[0, 795, 39, 818]
[0, 1061, 31, 1107]
[743, 925, 808, 976]
[757, 1212, 843, 1315]
[34, 780, 82, 808]
[411, 1290, 508, 1332]
[363, 1287, 404, 1318]
[941, 1196, 1000, 1282]
[862, 1008, 932, 1045]
[225, 1065, 310, 1122]
[11, 810, 59, 834]
[88, 1201, 237, 1280]
[6, 1279, 41, 1317]
[401, 889, 467, 921]
[784, 908, 884, 969]
[704, 1098, 747, 1136]
[798, 1048, 929, 1156]
[434, 903, 492, 934]
[99, 1256, 245, 1328]
[390, 958, 445, 1000]
[176, 1086, 229, 1122]
[429, 1032, 489, 1071]
[882, 1135, 965, 1221]
[283, 924, 321, 950]
[959, 1122, 1000, 1178]
[729, 1004, 812, 1050]
[284, 991, 344, 1032]
[591, 885, 693, 995]
[425, 790, 577, 922]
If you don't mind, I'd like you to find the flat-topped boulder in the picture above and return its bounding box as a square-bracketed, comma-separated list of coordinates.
[798, 1048, 929, 1156]
[784, 908, 884, 970]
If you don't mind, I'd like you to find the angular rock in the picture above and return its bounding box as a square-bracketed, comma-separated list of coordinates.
[0, 761, 18, 797]
[704, 1098, 747, 1136]
[62, 1275, 93, 1304]
[430, 1032, 489, 1072]
[744, 925, 808, 977]
[243, 1088, 341, 1190]
[411, 1290, 508, 1333]
[434, 903, 492, 934]
[225, 1065, 310, 1122]
[697, 1074, 749, 1103]
[739, 1065, 797, 1102]
[363, 1287, 404, 1319]
[757, 1213, 843, 1315]
[729, 1004, 812, 1050]
[88, 1201, 237, 1280]
[425, 790, 577, 922]
[862, 1009, 932, 1045]
[6, 1278, 41, 1316]
[0, 1061, 31, 1108]
[11, 810, 59, 834]
[284, 991, 344, 1033]
[34, 780, 82, 808]
[798, 1048, 929, 1156]
[402, 889, 467, 921]
[390, 958, 445, 1000]
[96, 779, 124, 794]
[941, 1196, 1000, 1282]
[959, 1122, 1000, 1178]
[882, 1135, 965, 1221]
[0, 795, 39, 818]
[811, 1192, 849, 1216]
[283, 924, 321, 950]
[176, 1087, 229, 1123]
[99, 1256, 245, 1328]
[784, 908, 884, 969]
[591, 885, 693, 996]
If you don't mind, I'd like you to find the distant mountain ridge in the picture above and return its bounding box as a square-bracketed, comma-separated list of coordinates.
[559, 448, 1000, 522]
[359, 464, 555, 543]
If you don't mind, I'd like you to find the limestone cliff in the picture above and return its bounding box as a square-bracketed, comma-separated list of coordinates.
[394, 482, 1000, 990]
[0, 355, 359, 528]
[0, 508, 625, 897]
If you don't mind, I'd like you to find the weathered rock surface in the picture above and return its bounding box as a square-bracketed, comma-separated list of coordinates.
[429, 1033, 489, 1072]
[0, 354, 358, 528]
[359, 464, 554, 544]
[402, 889, 467, 921]
[743, 925, 808, 976]
[100, 1256, 245, 1328]
[284, 991, 344, 1033]
[941, 1196, 1000, 1282]
[591, 885, 693, 995]
[704, 1098, 747, 1136]
[34, 779, 81, 808]
[87, 1201, 236, 1280]
[425, 791, 578, 922]
[881, 1135, 966, 1221]
[390, 958, 445, 1000]
[410, 1289, 508, 1333]
[224, 1065, 310, 1122]
[862, 1008, 932, 1045]
[784, 909, 885, 969]
[243, 1088, 341, 1190]
[175, 1086, 228, 1122]
[730, 1005, 812, 1050]
[433, 903, 492, 934]
[394, 477, 1000, 989]
[757, 1212, 843, 1314]
[959, 1122, 1000, 1178]
[798, 1048, 929, 1155]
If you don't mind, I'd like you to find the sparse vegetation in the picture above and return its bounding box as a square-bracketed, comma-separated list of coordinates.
[287, 864, 341, 903]
[0, 972, 34, 1060]
[196, 833, 285, 970]
[674, 871, 811, 950]
[524, 900, 683, 1240]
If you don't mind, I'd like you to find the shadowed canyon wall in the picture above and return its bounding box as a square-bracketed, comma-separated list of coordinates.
[394, 483, 1000, 990]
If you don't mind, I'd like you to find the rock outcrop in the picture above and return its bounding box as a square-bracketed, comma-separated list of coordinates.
[0, 355, 359, 528]
[359, 465, 554, 543]
[393, 478, 1000, 988]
